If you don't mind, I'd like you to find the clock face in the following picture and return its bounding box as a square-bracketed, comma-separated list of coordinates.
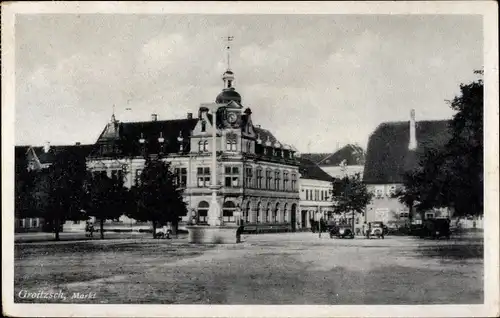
[227, 112, 238, 124]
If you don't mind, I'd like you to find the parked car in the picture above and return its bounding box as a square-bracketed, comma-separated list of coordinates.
[366, 221, 386, 239]
[330, 224, 354, 239]
[419, 218, 451, 239]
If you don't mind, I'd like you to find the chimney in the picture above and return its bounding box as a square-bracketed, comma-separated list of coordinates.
[151, 113, 158, 122]
[44, 141, 50, 153]
[75, 142, 81, 146]
[409, 109, 417, 150]
[187, 113, 193, 119]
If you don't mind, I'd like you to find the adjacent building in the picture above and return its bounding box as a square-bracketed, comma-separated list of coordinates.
[297, 157, 335, 230]
[363, 110, 453, 225]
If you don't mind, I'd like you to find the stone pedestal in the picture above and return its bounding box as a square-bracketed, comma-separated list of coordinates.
[186, 226, 240, 244]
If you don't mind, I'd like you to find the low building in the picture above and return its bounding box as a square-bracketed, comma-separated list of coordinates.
[297, 157, 335, 230]
[363, 109, 453, 225]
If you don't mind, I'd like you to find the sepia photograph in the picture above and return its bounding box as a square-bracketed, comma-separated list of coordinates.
[2, 1, 499, 317]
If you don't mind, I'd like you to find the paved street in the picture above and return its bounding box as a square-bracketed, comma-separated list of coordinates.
[14, 232, 483, 304]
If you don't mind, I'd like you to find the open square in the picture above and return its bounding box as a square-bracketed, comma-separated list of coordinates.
[15, 232, 483, 304]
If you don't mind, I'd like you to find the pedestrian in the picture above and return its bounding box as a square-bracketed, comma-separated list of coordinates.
[362, 222, 367, 237]
[89, 223, 94, 238]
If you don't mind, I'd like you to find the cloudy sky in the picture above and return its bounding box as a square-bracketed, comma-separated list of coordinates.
[15, 14, 482, 152]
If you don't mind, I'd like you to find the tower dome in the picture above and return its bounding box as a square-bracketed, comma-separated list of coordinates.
[216, 70, 242, 104]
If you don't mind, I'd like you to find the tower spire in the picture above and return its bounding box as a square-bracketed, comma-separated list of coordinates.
[225, 35, 234, 71]
[111, 104, 116, 122]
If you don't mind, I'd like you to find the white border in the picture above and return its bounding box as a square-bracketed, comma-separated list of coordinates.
[2, 1, 499, 317]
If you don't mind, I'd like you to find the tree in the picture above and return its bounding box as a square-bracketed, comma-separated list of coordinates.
[31, 150, 87, 240]
[128, 159, 187, 238]
[84, 171, 129, 239]
[331, 172, 373, 221]
[397, 71, 483, 218]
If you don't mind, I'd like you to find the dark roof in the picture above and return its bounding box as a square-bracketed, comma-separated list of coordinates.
[298, 157, 335, 182]
[317, 144, 365, 166]
[363, 120, 451, 184]
[90, 119, 198, 157]
[15, 144, 93, 170]
[215, 88, 242, 104]
[255, 127, 281, 145]
[300, 153, 331, 164]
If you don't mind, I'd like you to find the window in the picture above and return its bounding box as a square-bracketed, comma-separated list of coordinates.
[198, 140, 209, 152]
[274, 171, 281, 190]
[266, 204, 271, 223]
[224, 166, 240, 188]
[244, 202, 251, 223]
[376, 188, 383, 198]
[223, 201, 236, 223]
[201, 120, 207, 132]
[245, 167, 253, 188]
[174, 168, 188, 188]
[226, 140, 237, 151]
[272, 149, 277, 157]
[283, 207, 288, 223]
[246, 142, 252, 153]
[256, 168, 263, 189]
[283, 171, 289, 191]
[265, 170, 272, 189]
[425, 213, 435, 220]
[291, 173, 297, 191]
[197, 167, 210, 187]
[389, 185, 396, 196]
[32, 219, 38, 227]
[306, 189, 309, 201]
[198, 201, 209, 223]
[256, 203, 261, 223]
[321, 191, 324, 201]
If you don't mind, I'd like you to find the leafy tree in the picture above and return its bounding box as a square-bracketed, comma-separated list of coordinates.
[31, 150, 87, 240]
[15, 159, 37, 220]
[128, 159, 187, 238]
[84, 171, 129, 239]
[331, 172, 373, 222]
[397, 71, 483, 218]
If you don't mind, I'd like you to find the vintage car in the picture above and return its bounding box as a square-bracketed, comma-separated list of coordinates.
[419, 218, 451, 239]
[330, 224, 355, 239]
[366, 221, 385, 239]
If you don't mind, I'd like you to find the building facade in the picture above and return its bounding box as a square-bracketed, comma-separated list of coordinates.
[363, 110, 453, 226]
[85, 68, 301, 231]
[297, 157, 335, 230]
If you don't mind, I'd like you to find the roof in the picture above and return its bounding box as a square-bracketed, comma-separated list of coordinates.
[300, 144, 366, 167]
[15, 144, 93, 170]
[317, 144, 365, 166]
[298, 157, 335, 182]
[363, 120, 451, 184]
[91, 119, 198, 157]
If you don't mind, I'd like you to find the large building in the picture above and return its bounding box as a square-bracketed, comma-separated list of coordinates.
[363, 110, 452, 225]
[85, 67, 301, 231]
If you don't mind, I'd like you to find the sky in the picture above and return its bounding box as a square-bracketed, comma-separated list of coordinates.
[15, 14, 483, 153]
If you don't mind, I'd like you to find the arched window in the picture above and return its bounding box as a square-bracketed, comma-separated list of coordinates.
[198, 140, 203, 152]
[283, 203, 288, 223]
[223, 201, 236, 223]
[201, 120, 207, 132]
[273, 203, 279, 223]
[203, 140, 209, 152]
[244, 201, 251, 223]
[197, 201, 209, 224]
[266, 202, 271, 223]
[256, 202, 261, 223]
